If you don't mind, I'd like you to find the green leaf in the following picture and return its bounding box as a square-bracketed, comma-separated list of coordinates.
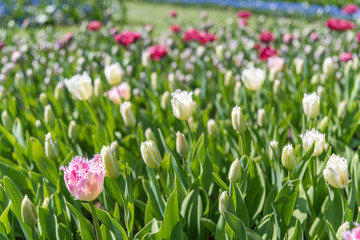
[157, 129, 189, 191]
[82, 203, 128, 240]
[245, 161, 266, 223]
[228, 182, 250, 227]
[212, 172, 229, 192]
[272, 178, 300, 237]
[325, 220, 337, 240]
[66, 202, 95, 240]
[223, 211, 247, 240]
[292, 142, 315, 179]
[133, 218, 159, 240]
[3, 176, 32, 240]
[181, 188, 204, 239]
[38, 206, 58, 240]
[30, 137, 58, 186]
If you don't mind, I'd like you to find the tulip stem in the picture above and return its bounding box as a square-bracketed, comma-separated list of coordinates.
[185, 121, 194, 141]
[114, 179, 129, 232]
[242, 86, 253, 124]
[89, 201, 102, 240]
[31, 226, 37, 240]
[238, 134, 244, 156]
[83, 101, 98, 124]
[157, 168, 169, 198]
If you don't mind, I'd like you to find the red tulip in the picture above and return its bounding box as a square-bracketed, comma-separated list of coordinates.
[169, 10, 177, 18]
[237, 10, 251, 19]
[171, 24, 182, 33]
[88, 20, 102, 31]
[341, 4, 358, 14]
[148, 45, 168, 61]
[114, 31, 142, 46]
[259, 46, 278, 61]
[260, 31, 275, 43]
[325, 18, 355, 31]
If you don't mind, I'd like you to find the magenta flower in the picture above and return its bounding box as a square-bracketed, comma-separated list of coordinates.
[60, 154, 106, 201]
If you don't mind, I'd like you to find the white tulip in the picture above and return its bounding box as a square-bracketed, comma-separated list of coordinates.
[300, 129, 325, 156]
[323, 57, 335, 76]
[64, 72, 93, 100]
[323, 154, 349, 189]
[241, 66, 265, 91]
[170, 90, 196, 121]
[120, 101, 136, 127]
[302, 92, 320, 118]
[104, 62, 124, 85]
[294, 57, 304, 74]
[141, 140, 162, 169]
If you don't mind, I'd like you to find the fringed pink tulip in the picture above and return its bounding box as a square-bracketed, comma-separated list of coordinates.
[60, 154, 106, 201]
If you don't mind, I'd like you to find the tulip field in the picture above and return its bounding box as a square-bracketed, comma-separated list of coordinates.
[2, 1, 360, 239]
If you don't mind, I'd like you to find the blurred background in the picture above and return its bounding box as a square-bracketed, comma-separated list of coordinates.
[0, 0, 359, 30]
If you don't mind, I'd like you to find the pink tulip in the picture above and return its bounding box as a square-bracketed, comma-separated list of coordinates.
[108, 82, 131, 104]
[268, 56, 285, 72]
[60, 154, 106, 201]
[343, 224, 360, 240]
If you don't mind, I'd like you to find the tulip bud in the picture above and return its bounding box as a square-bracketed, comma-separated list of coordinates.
[207, 119, 217, 138]
[140, 140, 162, 168]
[318, 116, 328, 132]
[101, 145, 121, 179]
[45, 132, 58, 161]
[323, 57, 335, 76]
[44, 104, 55, 127]
[39, 93, 47, 106]
[35, 119, 42, 129]
[337, 100, 346, 119]
[294, 57, 304, 74]
[176, 132, 188, 158]
[187, 117, 197, 132]
[218, 191, 228, 214]
[345, 60, 353, 76]
[194, 88, 201, 97]
[151, 72, 158, 90]
[352, 56, 359, 70]
[224, 70, 233, 87]
[142, 51, 150, 67]
[257, 108, 267, 127]
[54, 82, 65, 101]
[228, 158, 243, 182]
[231, 106, 246, 134]
[1, 111, 12, 131]
[168, 73, 175, 92]
[94, 77, 103, 97]
[273, 79, 280, 94]
[316, 86, 325, 99]
[281, 144, 297, 171]
[42, 197, 50, 208]
[120, 101, 136, 127]
[323, 154, 349, 188]
[234, 81, 242, 97]
[110, 141, 119, 159]
[215, 45, 224, 61]
[21, 195, 38, 227]
[145, 128, 156, 142]
[68, 120, 77, 140]
[161, 91, 170, 110]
